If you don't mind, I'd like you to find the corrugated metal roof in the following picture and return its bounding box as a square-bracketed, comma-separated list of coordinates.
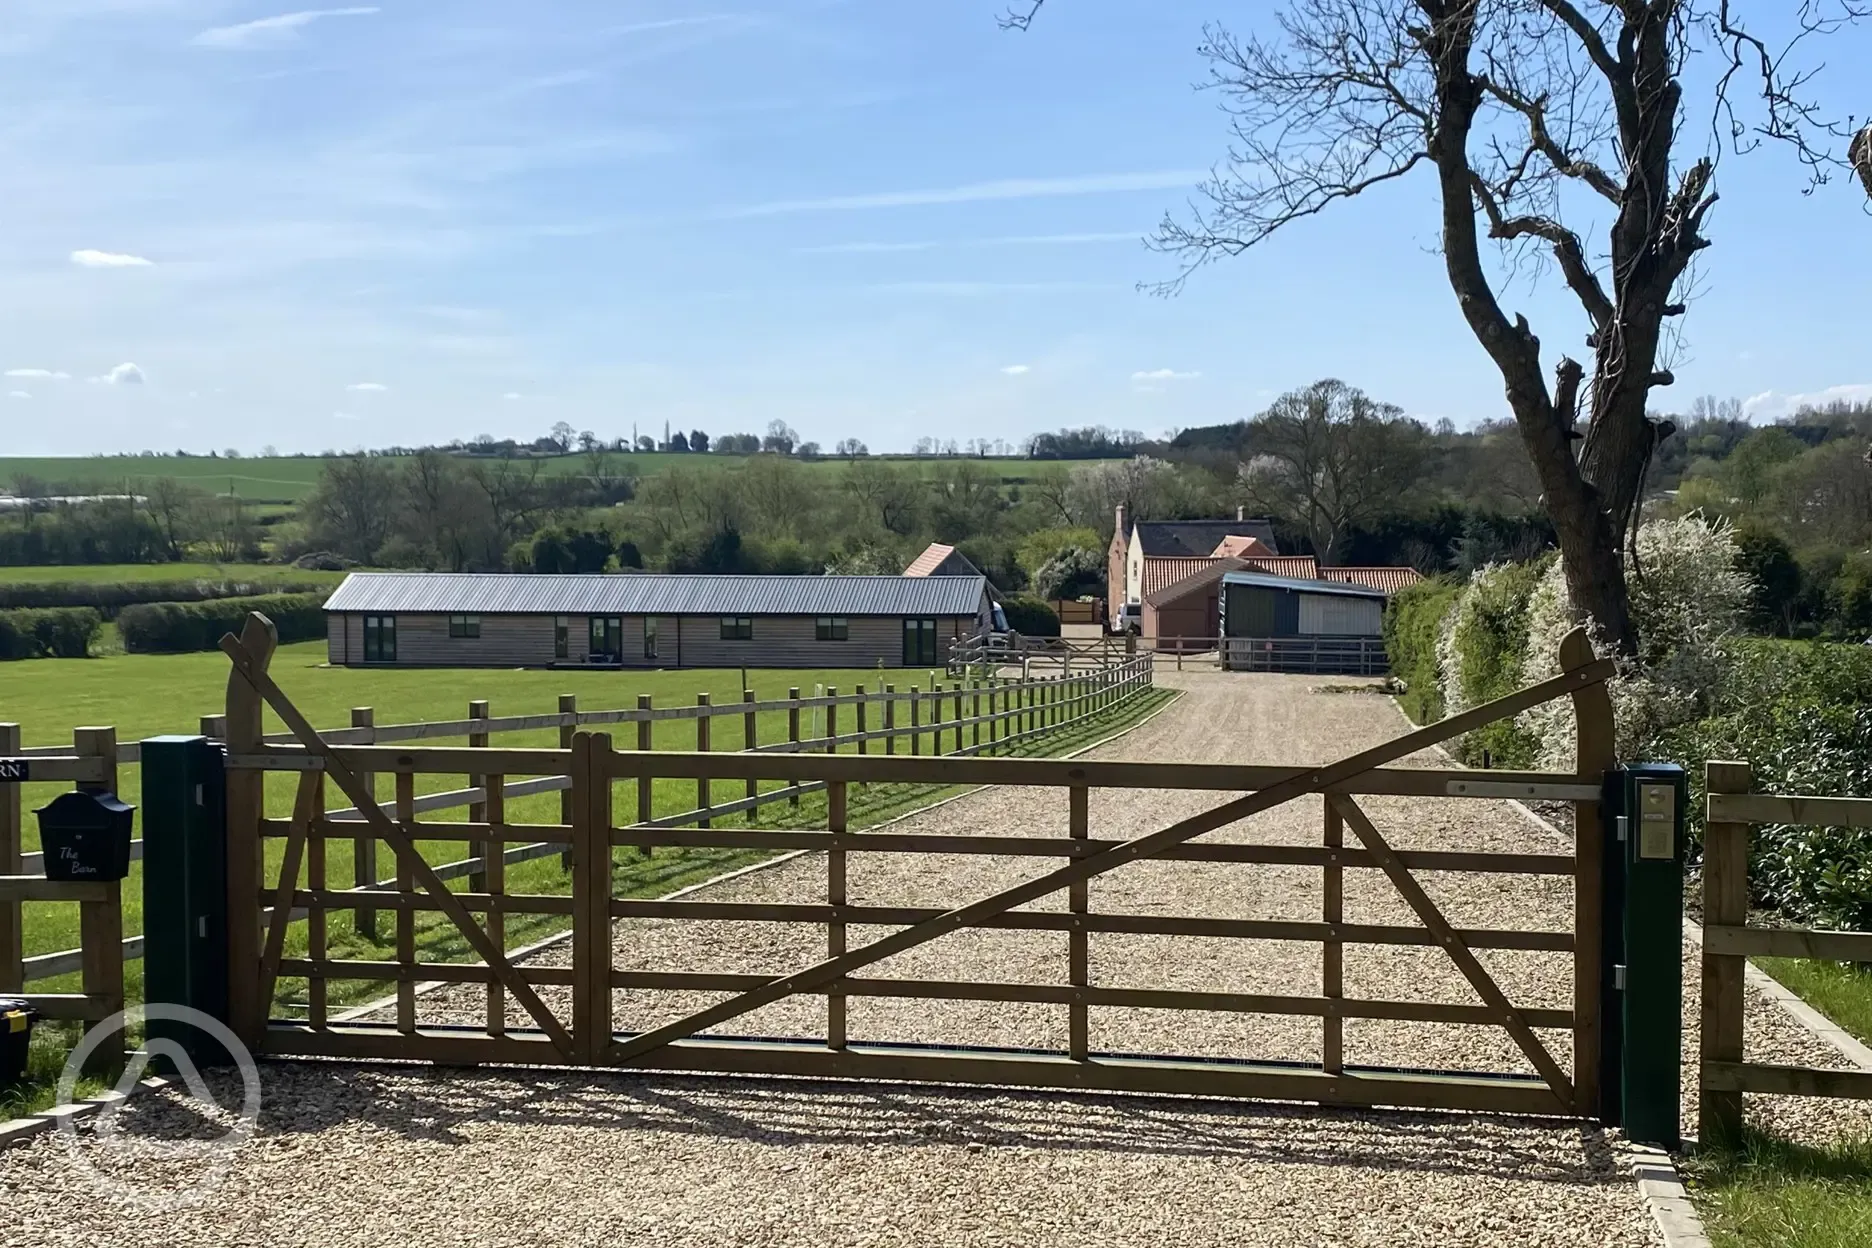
[1221, 570, 1389, 599]
[902, 543, 956, 576]
[1320, 566, 1423, 593]
[324, 572, 989, 617]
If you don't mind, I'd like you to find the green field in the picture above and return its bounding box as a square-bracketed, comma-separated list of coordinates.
[0, 561, 350, 586]
[0, 451, 1062, 504]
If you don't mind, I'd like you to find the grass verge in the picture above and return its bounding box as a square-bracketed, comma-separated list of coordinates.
[1755, 957, 1872, 1047]
[1686, 1128, 1872, 1248]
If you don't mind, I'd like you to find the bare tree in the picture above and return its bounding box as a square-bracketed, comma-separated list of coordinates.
[140, 476, 206, 561]
[1009, 1, 1868, 652]
[305, 454, 398, 562]
[1237, 379, 1428, 560]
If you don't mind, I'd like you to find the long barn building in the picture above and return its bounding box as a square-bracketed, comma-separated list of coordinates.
[321, 572, 994, 670]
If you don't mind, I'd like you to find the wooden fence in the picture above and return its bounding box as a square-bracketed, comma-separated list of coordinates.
[1700, 761, 1872, 1141]
[1224, 637, 1389, 676]
[224, 616, 1617, 1119]
[1, 652, 1154, 987]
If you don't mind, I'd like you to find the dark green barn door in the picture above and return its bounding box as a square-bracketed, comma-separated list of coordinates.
[903, 618, 938, 666]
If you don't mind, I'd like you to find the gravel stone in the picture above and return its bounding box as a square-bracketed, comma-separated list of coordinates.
[9, 670, 1844, 1245]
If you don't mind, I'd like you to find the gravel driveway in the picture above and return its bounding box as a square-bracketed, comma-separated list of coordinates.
[6, 670, 1758, 1246]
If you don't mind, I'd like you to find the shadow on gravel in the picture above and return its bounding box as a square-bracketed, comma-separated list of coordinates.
[101, 1061, 1628, 1188]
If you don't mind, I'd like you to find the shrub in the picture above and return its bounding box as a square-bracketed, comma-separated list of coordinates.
[1383, 578, 1460, 724]
[1000, 597, 1061, 637]
[1519, 514, 1750, 767]
[1032, 546, 1105, 602]
[117, 592, 328, 654]
[1436, 558, 1546, 766]
[0, 607, 102, 660]
[0, 578, 328, 618]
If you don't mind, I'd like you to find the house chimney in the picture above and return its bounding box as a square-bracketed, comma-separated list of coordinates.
[1235, 504, 1245, 522]
[1115, 501, 1128, 539]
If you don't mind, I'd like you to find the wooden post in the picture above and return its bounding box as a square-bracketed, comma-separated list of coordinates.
[351, 707, 378, 937]
[954, 683, 964, 754]
[973, 683, 982, 752]
[1069, 783, 1089, 1061]
[222, 615, 273, 1050]
[743, 689, 759, 823]
[79, 882, 124, 1076]
[0, 723, 19, 993]
[1701, 759, 1753, 1145]
[696, 693, 712, 828]
[1322, 795, 1344, 1074]
[909, 686, 921, 756]
[827, 780, 848, 1050]
[636, 695, 653, 838]
[558, 694, 578, 871]
[1564, 628, 1616, 1119]
[884, 685, 896, 756]
[306, 771, 327, 1029]
[788, 688, 802, 808]
[395, 769, 416, 1035]
[485, 768, 506, 1037]
[573, 732, 615, 1062]
[467, 699, 489, 893]
[929, 683, 943, 756]
[855, 684, 868, 757]
[826, 687, 839, 758]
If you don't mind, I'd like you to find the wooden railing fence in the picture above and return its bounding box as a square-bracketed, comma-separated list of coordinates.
[1700, 760, 1872, 1142]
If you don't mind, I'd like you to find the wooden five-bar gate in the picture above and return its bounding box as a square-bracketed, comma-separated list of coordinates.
[219, 614, 1618, 1118]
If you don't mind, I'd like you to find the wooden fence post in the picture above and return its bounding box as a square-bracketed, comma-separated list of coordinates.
[636, 694, 654, 836]
[909, 686, 921, 756]
[827, 780, 848, 1050]
[558, 694, 579, 869]
[0, 723, 20, 993]
[953, 684, 964, 755]
[855, 684, 868, 757]
[483, 767, 505, 1037]
[973, 683, 982, 752]
[76, 723, 130, 1070]
[696, 693, 712, 828]
[1701, 760, 1754, 1145]
[223, 615, 276, 1049]
[467, 699, 489, 893]
[1323, 795, 1344, 1074]
[351, 707, 378, 938]
[395, 769, 415, 1035]
[826, 687, 839, 758]
[1068, 783, 1089, 1060]
[884, 685, 896, 756]
[788, 688, 802, 808]
[743, 689, 759, 823]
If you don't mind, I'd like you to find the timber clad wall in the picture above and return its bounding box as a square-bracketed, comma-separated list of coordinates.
[326, 611, 975, 669]
[1297, 594, 1382, 637]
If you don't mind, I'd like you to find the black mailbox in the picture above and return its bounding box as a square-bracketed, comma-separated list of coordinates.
[35, 790, 135, 881]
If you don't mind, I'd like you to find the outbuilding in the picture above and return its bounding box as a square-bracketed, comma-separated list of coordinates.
[1219, 570, 1390, 674]
[321, 572, 993, 670]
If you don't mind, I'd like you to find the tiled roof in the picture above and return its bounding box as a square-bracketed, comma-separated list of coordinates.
[1133, 518, 1278, 557]
[1241, 555, 1320, 579]
[903, 543, 957, 577]
[1320, 566, 1424, 593]
[1144, 558, 1248, 606]
[325, 572, 989, 617]
[1139, 557, 1232, 599]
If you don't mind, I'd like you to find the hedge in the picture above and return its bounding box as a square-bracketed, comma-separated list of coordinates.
[1000, 596, 1062, 637]
[1382, 579, 1459, 725]
[0, 578, 329, 618]
[0, 607, 103, 660]
[117, 592, 329, 654]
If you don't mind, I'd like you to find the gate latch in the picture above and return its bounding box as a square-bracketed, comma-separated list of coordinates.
[1614, 964, 1627, 991]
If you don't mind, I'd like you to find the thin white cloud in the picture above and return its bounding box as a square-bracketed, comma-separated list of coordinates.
[606, 15, 740, 37]
[5, 368, 70, 380]
[8, 391, 30, 400]
[333, 410, 360, 421]
[1000, 364, 1031, 376]
[92, 362, 145, 385]
[502, 392, 526, 400]
[192, 7, 380, 50]
[345, 381, 388, 392]
[1743, 383, 1872, 422]
[1131, 368, 1201, 382]
[868, 280, 1115, 296]
[795, 232, 1137, 255]
[725, 171, 1201, 218]
[70, 249, 153, 268]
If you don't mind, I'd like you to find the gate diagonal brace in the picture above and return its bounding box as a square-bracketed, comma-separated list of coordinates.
[610, 636, 1614, 1063]
[220, 622, 577, 1057]
[1329, 793, 1575, 1103]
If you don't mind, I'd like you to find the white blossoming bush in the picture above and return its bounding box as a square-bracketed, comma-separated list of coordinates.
[1436, 560, 1547, 765]
[1518, 514, 1749, 767]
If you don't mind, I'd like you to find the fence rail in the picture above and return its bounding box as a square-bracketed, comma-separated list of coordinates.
[3, 650, 1155, 986]
[1223, 636, 1389, 676]
[1700, 761, 1872, 1141]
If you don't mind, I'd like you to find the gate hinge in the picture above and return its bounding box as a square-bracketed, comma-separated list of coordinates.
[1614, 964, 1627, 991]
[1615, 815, 1628, 842]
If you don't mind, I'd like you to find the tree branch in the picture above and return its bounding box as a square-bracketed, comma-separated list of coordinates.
[1470, 176, 1615, 332]
[1475, 74, 1623, 203]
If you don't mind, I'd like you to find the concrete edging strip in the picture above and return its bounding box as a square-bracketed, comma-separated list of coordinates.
[0, 1073, 172, 1153]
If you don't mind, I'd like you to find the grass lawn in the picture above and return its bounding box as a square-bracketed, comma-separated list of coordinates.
[0, 562, 350, 587]
[1756, 957, 1872, 1046]
[1686, 1129, 1872, 1248]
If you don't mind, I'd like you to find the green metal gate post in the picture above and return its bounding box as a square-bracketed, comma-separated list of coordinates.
[1614, 762, 1687, 1148]
[141, 735, 233, 1066]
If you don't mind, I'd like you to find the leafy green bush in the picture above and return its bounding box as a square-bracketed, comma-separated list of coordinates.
[0, 578, 327, 617]
[1437, 559, 1546, 767]
[1000, 597, 1061, 637]
[117, 593, 328, 654]
[1383, 578, 1459, 724]
[0, 607, 102, 660]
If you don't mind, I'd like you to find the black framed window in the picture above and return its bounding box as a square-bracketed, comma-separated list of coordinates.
[644, 616, 659, 659]
[554, 616, 570, 660]
[815, 616, 848, 642]
[589, 616, 622, 660]
[719, 616, 753, 641]
[363, 615, 397, 663]
[449, 614, 480, 639]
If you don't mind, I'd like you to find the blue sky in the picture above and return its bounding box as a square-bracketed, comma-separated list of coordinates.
[2, 1, 1869, 456]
